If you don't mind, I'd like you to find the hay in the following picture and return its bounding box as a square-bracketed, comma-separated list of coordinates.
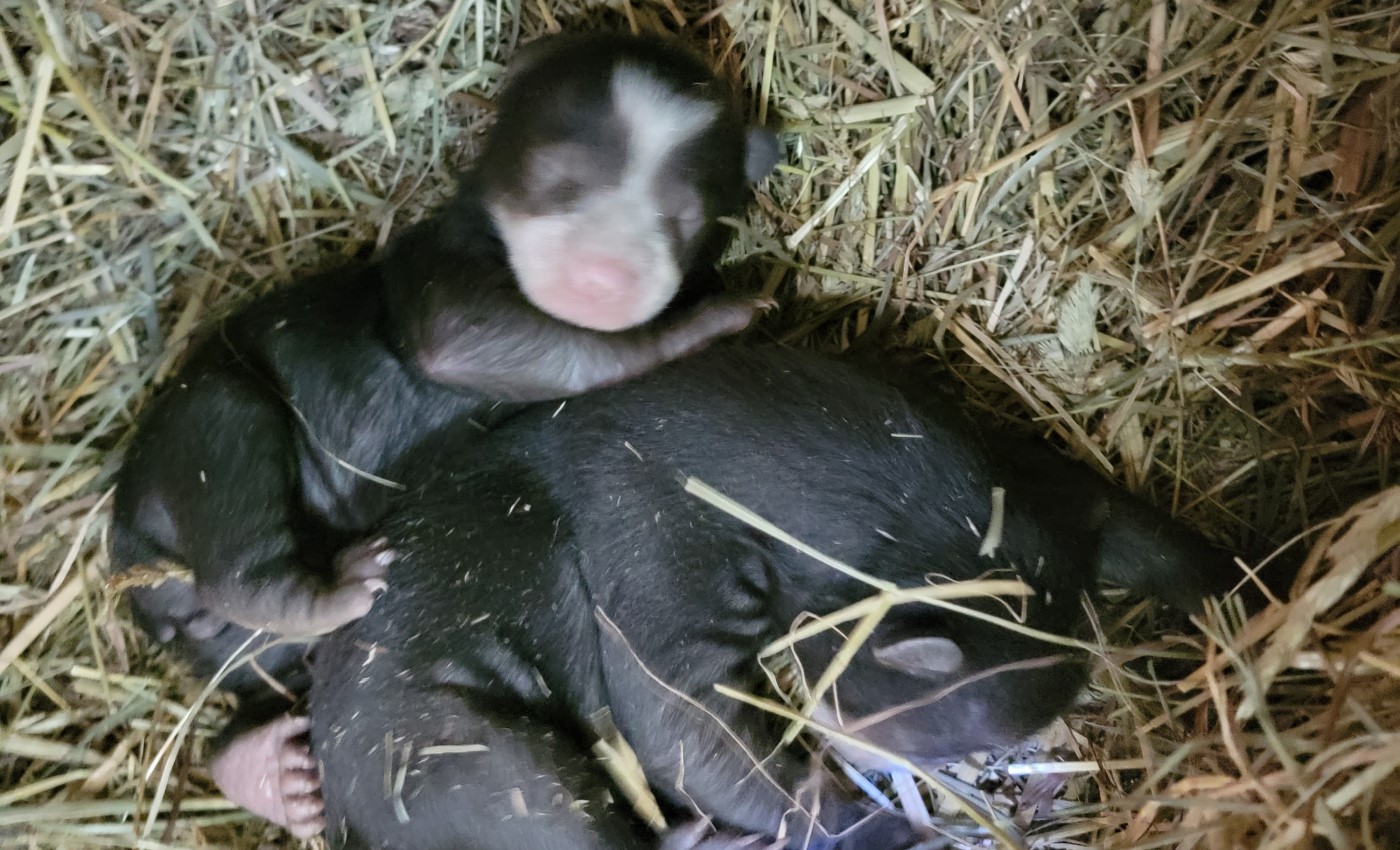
[2, 0, 1397, 847]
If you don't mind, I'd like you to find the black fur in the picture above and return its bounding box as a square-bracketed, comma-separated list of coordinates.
[307, 345, 1248, 850]
[110, 31, 779, 706]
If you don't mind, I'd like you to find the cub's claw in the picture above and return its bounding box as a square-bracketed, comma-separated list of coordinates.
[293, 536, 399, 634]
[336, 536, 397, 582]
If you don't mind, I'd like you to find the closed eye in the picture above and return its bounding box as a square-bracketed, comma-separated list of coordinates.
[526, 143, 598, 209]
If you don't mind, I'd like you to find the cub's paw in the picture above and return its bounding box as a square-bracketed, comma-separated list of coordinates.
[210, 713, 325, 839]
[297, 537, 397, 635]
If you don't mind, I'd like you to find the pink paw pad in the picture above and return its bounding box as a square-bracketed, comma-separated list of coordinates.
[209, 713, 325, 838]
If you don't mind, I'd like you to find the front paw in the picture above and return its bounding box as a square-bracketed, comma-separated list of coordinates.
[219, 539, 397, 638]
[699, 294, 778, 332]
[302, 536, 397, 633]
[663, 295, 776, 359]
[334, 536, 396, 589]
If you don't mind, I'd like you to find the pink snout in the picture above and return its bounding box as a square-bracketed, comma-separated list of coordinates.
[569, 254, 640, 301]
[531, 253, 654, 332]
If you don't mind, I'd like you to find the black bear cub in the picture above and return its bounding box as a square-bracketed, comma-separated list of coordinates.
[303, 345, 1253, 850]
[109, 30, 781, 836]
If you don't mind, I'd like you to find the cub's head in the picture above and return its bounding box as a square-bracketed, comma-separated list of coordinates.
[477, 31, 780, 332]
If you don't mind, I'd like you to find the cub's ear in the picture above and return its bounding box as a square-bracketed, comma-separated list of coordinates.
[872, 636, 964, 679]
[744, 127, 783, 183]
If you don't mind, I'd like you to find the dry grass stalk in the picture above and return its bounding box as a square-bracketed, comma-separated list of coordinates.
[2, 0, 1398, 847]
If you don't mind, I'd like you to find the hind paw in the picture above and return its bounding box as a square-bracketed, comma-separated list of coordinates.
[210, 713, 325, 838]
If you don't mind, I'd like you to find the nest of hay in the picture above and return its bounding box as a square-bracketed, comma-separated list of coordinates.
[2, 0, 1397, 847]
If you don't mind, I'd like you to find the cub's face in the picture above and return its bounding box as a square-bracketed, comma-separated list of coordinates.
[478, 34, 779, 332]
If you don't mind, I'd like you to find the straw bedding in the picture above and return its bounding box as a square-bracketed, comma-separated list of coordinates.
[1, 0, 1397, 847]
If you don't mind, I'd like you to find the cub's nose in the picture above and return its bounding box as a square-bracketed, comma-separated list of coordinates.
[568, 254, 640, 300]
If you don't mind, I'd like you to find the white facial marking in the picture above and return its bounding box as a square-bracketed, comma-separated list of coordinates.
[491, 64, 721, 332]
[609, 63, 719, 187]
